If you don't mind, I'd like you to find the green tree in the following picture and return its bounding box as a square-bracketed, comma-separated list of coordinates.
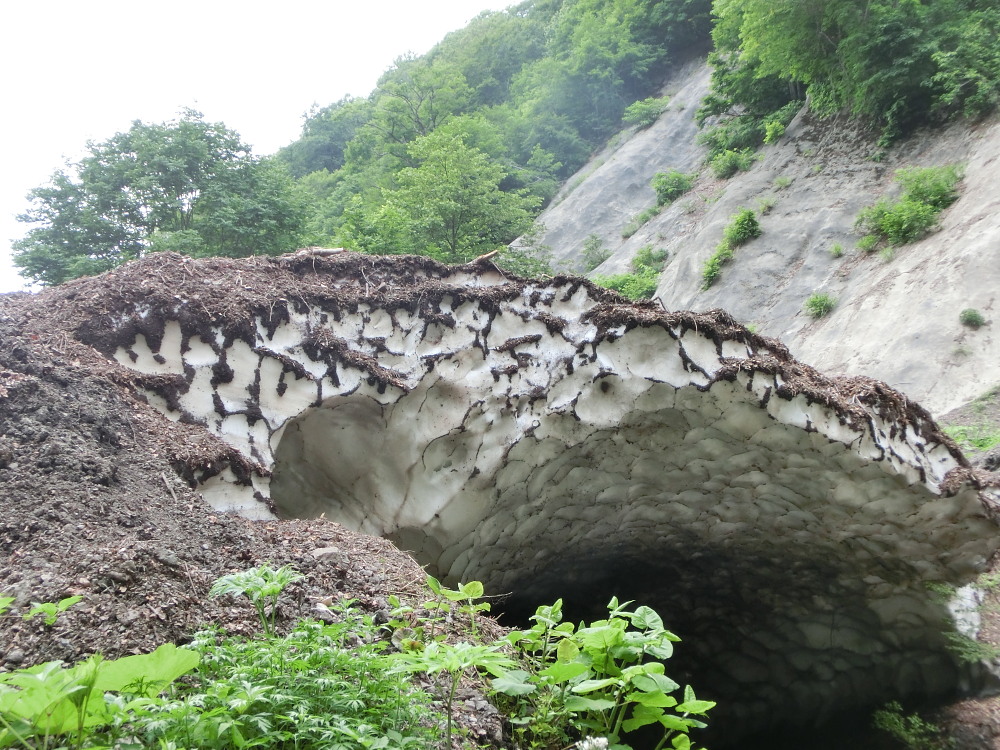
[14, 110, 307, 285]
[344, 130, 539, 262]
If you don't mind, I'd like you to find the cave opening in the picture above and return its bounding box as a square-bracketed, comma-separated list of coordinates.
[268, 390, 982, 747]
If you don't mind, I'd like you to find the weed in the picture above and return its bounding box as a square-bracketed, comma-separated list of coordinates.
[494, 597, 714, 750]
[943, 632, 1000, 663]
[960, 308, 985, 329]
[829, 243, 844, 258]
[873, 701, 954, 750]
[879, 247, 896, 263]
[804, 293, 836, 318]
[392, 641, 515, 748]
[855, 165, 962, 247]
[208, 564, 303, 636]
[763, 120, 785, 143]
[811, 163, 824, 174]
[756, 196, 777, 215]
[23, 596, 82, 627]
[425, 575, 491, 637]
[773, 176, 792, 190]
[622, 206, 662, 238]
[593, 246, 668, 300]
[582, 234, 612, 272]
[623, 97, 670, 128]
[652, 170, 697, 206]
[709, 148, 756, 179]
[723, 208, 761, 247]
[857, 234, 880, 252]
[0, 595, 13, 616]
[944, 424, 1000, 452]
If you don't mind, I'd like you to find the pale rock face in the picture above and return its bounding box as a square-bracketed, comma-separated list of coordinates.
[98, 253, 998, 741]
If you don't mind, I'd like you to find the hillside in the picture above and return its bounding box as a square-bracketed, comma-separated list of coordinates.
[533, 59, 999, 418]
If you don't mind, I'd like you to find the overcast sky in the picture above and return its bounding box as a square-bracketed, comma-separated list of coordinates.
[0, 0, 511, 293]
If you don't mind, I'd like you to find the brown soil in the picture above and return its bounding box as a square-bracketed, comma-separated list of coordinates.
[0, 270, 505, 746]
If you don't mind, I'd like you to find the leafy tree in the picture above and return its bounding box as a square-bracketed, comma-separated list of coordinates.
[277, 96, 373, 178]
[343, 130, 539, 262]
[14, 110, 307, 285]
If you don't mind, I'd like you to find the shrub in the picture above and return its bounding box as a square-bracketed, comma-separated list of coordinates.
[652, 169, 697, 205]
[632, 245, 668, 272]
[960, 308, 985, 328]
[622, 206, 662, 238]
[622, 96, 670, 127]
[723, 208, 761, 247]
[756, 195, 777, 215]
[581, 234, 611, 272]
[763, 120, 785, 143]
[896, 165, 962, 210]
[855, 164, 963, 248]
[829, 243, 844, 258]
[710, 148, 756, 179]
[804, 293, 836, 318]
[701, 244, 734, 289]
[773, 175, 792, 190]
[593, 245, 667, 300]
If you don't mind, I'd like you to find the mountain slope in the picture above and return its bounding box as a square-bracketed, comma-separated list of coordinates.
[533, 60, 999, 415]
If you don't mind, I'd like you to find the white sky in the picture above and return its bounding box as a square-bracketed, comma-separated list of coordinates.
[0, 0, 511, 293]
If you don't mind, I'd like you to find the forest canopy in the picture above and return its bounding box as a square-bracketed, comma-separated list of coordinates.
[15, 0, 1000, 285]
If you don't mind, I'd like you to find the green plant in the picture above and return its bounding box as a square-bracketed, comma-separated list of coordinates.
[593, 246, 668, 301]
[0, 644, 198, 749]
[856, 165, 963, 248]
[622, 97, 670, 128]
[709, 148, 755, 179]
[494, 597, 714, 750]
[701, 244, 734, 289]
[651, 170, 697, 206]
[0, 596, 15, 616]
[873, 702, 954, 750]
[944, 424, 1000, 452]
[425, 575, 491, 637]
[804, 293, 836, 318]
[756, 195, 777, 215]
[622, 206, 662, 238]
[582, 234, 612, 272]
[763, 120, 785, 143]
[126, 613, 441, 750]
[392, 641, 515, 748]
[23, 596, 82, 627]
[960, 308, 985, 328]
[773, 176, 792, 190]
[829, 243, 844, 258]
[208, 564, 303, 636]
[856, 233, 879, 252]
[723, 208, 761, 247]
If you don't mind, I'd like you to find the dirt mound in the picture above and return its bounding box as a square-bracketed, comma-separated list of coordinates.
[0, 286, 435, 666]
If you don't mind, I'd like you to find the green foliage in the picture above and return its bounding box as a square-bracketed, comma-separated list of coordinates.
[707, 0, 1000, 145]
[763, 120, 785, 144]
[702, 208, 759, 289]
[959, 308, 986, 329]
[14, 110, 307, 285]
[0, 644, 198, 749]
[493, 597, 713, 750]
[708, 148, 755, 179]
[208, 564, 303, 637]
[773, 176, 792, 190]
[582, 234, 612, 272]
[873, 701, 955, 750]
[126, 615, 440, 750]
[622, 206, 662, 238]
[722, 208, 761, 247]
[755, 196, 776, 215]
[829, 243, 844, 259]
[592, 245, 668, 300]
[0, 596, 13, 617]
[651, 170, 697, 206]
[622, 96, 670, 128]
[22, 596, 81, 628]
[944, 424, 1000, 453]
[856, 165, 963, 249]
[392, 641, 515, 748]
[804, 293, 837, 318]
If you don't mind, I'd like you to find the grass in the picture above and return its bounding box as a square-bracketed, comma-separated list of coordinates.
[702, 208, 760, 289]
[960, 308, 985, 329]
[804, 293, 836, 318]
[944, 424, 1000, 452]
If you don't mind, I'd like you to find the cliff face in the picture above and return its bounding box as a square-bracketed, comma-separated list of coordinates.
[531, 60, 1000, 416]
